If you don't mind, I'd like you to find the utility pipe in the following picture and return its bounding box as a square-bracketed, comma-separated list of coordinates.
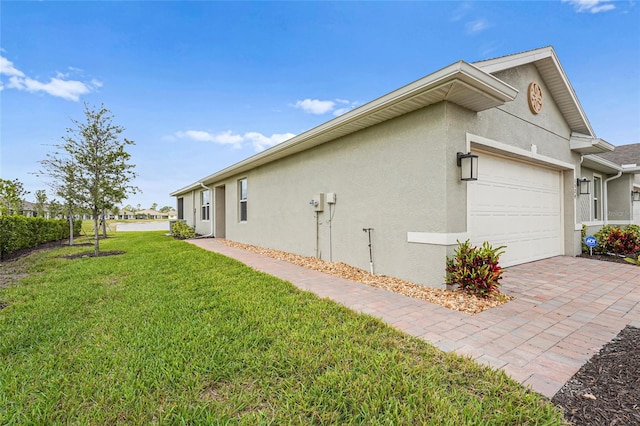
[603, 171, 622, 225]
[362, 228, 374, 274]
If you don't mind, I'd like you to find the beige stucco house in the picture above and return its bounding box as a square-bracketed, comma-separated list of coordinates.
[171, 47, 640, 288]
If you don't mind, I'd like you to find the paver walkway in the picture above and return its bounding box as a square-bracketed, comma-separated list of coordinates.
[187, 239, 640, 398]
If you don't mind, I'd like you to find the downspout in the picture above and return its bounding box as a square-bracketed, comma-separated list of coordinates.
[603, 171, 623, 225]
[198, 182, 214, 237]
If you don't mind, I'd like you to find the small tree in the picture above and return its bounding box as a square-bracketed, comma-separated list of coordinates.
[34, 189, 48, 217]
[38, 152, 81, 245]
[48, 199, 64, 219]
[0, 178, 28, 215]
[39, 103, 138, 254]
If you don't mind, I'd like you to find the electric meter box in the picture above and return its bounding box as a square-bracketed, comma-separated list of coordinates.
[313, 193, 325, 212]
[326, 193, 336, 204]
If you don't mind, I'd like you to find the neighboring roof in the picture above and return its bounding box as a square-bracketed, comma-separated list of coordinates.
[21, 200, 36, 211]
[595, 143, 640, 166]
[136, 209, 161, 215]
[171, 60, 519, 196]
[473, 46, 594, 137]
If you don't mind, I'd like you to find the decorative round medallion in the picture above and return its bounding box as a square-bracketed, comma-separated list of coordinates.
[527, 82, 543, 114]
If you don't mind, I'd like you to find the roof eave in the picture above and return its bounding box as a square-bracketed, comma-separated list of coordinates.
[570, 133, 615, 154]
[474, 46, 595, 137]
[582, 154, 623, 174]
[171, 61, 518, 196]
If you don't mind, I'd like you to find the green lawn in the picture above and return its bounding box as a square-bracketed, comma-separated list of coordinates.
[0, 232, 566, 425]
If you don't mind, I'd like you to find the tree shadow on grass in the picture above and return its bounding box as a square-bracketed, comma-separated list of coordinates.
[59, 251, 125, 260]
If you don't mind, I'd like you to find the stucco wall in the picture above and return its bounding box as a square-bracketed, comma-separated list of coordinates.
[607, 175, 633, 223]
[175, 62, 596, 287]
[475, 64, 575, 165]
[217, 103, 451, 286]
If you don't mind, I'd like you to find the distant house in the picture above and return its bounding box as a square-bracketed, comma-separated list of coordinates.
[135, 209, 161, 219]
[593, 143, 640, 226]
[171, 47, 640, 288]
[159, 210, 178, 220]
[19, 200, 51, 218]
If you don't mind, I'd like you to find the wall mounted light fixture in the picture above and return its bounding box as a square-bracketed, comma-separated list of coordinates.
[456, 152, 478, 181]
[576, 177, 591, 195]
[632, 190, 640, 202]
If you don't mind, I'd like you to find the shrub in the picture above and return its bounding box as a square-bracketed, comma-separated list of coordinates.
[0, 216, 79, 259]
[172, 221, 195, 240]
[624, 254, 640, 266]
[445, 240, 506, 298]
[594, 225, 640, 257]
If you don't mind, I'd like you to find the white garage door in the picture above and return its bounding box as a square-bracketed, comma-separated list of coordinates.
[468, 151, 563, 267]
[633, 198, 640, 225]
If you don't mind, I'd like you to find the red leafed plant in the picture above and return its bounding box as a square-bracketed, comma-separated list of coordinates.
[445, 240, 506, 298]
[595, 225, 640, 257]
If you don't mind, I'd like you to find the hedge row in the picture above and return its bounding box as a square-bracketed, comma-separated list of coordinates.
[0, 216, 82, 260]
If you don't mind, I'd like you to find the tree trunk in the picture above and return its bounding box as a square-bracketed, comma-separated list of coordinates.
[93, 212, 99, 255]
[101, 210, 107, 238]
[68, 206, 74, 246]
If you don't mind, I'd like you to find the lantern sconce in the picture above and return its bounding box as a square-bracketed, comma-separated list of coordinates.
[456, 152, 478, 181]
[632, 190, 640, 202]
[576, 177, 591, 195]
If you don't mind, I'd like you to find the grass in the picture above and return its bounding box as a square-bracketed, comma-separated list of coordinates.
[0, 232, 567, 424]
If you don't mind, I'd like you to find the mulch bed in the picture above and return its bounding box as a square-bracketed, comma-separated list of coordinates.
[552, 325, 640, 425]
[577, 253, 631, 265]
[0, 240, 90, 262]
[219, 239, 512, 315]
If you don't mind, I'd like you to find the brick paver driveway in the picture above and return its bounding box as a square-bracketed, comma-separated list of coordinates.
[188, 239, 640, 398]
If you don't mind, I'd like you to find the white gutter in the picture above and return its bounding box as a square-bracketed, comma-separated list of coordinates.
[603, 171, 623, 225]
[198, 182, 214, 237]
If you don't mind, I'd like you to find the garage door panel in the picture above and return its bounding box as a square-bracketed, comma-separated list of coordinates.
[469, 152, 563, 267]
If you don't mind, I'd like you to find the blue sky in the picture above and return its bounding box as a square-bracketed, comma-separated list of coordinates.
[1, 1, 639, 210]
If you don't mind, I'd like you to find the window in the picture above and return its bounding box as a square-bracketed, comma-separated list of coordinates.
[177, 197, 184, 220]
[239, 178, 247, 222]
[201, 189, 210, 221]
[593, 175, 602, 221]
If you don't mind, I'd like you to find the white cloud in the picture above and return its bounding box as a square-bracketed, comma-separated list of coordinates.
[174, 130, 244, 148]
[245, 132, 295, 152]
[292, 99, 336, 115]
[562, 0, 615, 13]
[292, 98, 359, 116]
[0, 56, 25, 77]
[450, 2, 473, 22]
[173, 129, 295, 152]
[0, 54, 99, 101]
[466, 18, 490, 34]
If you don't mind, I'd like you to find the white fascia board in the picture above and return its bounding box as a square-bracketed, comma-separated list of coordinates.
[171, 61, 518, 192]
[582, 154, 623, 174]
[570, 133, 615, 153]
[472, 46, 555, 73]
